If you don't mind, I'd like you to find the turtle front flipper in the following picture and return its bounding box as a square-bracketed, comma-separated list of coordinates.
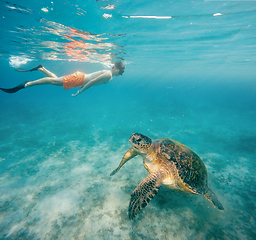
[110, 148, 138, 176]
[128, 170, 166, 219]
[203, 188, 224, 210]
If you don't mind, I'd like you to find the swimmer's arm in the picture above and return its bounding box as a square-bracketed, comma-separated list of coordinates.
[72, 72, 112, 97]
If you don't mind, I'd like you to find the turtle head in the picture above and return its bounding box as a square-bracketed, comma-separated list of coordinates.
[129, 133, 152, 153]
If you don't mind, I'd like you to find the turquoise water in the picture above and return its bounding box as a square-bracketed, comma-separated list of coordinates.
[0, 0, 256, 239]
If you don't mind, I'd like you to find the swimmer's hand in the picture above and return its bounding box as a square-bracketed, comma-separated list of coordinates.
[72, 90, 80, 97]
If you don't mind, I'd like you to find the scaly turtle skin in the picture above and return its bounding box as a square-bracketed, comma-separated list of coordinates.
[110, 133, 224, 219]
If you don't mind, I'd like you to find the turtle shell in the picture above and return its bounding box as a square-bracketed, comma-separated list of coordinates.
[155, 138, 208, 194]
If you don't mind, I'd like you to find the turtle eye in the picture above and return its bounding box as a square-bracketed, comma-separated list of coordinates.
[136, 137, 141, 142]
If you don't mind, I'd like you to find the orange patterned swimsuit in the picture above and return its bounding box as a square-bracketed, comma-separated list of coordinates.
[63, 71, 85, 89]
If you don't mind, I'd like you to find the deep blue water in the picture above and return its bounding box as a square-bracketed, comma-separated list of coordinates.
[0, 0, 256, 239]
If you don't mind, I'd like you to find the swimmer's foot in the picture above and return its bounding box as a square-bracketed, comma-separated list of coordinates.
[0, 80, 30, 93]
[15, 64, 43, 72]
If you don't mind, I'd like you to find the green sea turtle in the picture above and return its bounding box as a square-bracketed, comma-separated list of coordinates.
[110, 133, 224, 219]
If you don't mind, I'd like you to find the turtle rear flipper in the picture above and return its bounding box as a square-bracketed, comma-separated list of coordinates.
[203, 189, 224, 210]
[128, 170, 165, 219]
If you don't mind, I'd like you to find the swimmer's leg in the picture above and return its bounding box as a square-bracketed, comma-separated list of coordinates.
[0, 76, 63, 94]
[0, 81, 30, 94]
[25, 77, 63, 87]
[38, 66, 58, 78]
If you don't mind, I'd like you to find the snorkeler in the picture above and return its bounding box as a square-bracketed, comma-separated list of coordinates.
[0, 62, 125, 96]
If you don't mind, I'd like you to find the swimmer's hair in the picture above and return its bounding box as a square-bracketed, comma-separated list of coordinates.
[113, 61, 125, 74]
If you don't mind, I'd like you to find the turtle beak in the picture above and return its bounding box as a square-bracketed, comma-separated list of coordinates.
[129, 133, 136, 147]
[129, 133, 135, 143]
[129, 133, 140, 144]
[129, 133, 144, 149]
